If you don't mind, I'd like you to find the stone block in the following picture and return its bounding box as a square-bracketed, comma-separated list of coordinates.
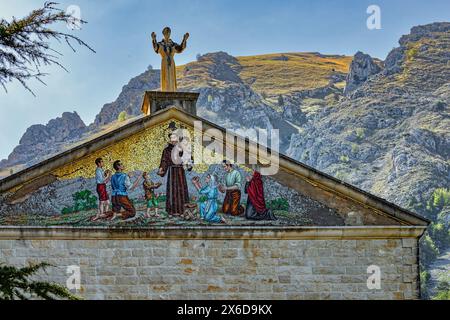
[402, 238, 417, 248]
[0, 241, 13, 249]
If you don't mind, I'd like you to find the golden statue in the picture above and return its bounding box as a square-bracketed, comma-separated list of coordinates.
[151, 27, 189, 92]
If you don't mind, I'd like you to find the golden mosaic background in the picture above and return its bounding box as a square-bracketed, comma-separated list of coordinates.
[52, 119, 228, 180]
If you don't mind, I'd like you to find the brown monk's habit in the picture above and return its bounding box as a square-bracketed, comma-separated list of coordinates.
[158, 144, 189, 215]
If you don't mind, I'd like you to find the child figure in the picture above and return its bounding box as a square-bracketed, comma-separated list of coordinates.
[92, 157, 112, 221]
[142, 172, 162, 218]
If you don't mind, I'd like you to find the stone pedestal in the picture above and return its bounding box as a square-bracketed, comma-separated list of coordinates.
[141, 91, 199, 116]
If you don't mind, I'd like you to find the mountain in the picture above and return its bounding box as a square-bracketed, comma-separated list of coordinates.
[0, 112, 86, 170]
[92, 51, 351, 149]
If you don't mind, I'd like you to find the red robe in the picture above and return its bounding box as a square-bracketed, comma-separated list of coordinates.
[246, 171, 267, 213]
[245, 171, 276, 221]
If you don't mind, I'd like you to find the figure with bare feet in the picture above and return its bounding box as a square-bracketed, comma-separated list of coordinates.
[142, 172, 162, 219]
[92, 157, 112, 221]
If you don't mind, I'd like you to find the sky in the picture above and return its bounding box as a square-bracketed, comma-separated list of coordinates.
[0, 0, 449, 160]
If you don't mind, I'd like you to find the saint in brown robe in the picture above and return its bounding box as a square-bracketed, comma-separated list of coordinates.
[158, 143, 189, 215]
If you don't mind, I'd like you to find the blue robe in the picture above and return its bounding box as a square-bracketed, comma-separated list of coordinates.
[198, 185, 221, 223]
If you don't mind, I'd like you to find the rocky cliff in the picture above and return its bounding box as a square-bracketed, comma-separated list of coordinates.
[0, 112, 87, 168]
[343, 51, 382, 95]
[287, 22, 450, 207]
[92, 51, 350, 149]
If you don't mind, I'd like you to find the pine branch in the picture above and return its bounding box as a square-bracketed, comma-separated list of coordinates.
[0, 2, 95, 95]
[0, 262, 81, 300]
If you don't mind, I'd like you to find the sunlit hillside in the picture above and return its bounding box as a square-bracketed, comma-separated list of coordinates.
[177, 52, 352, 96]
[237, 53, 352, 95]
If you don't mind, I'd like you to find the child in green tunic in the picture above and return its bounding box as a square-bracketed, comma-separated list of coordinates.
[142, 172, 162, 218]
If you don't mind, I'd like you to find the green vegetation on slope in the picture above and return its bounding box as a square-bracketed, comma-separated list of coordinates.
[410, 188, 450, 299]
[238, 53, 352, 95]
[177, 52, 352, 96]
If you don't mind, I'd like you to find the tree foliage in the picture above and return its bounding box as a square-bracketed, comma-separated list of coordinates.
[117, 111, 128, 122]
[0, 262, 80, 300]
[433, 279, 450, 300]
[0, 2, 94, 95]
[411, 188, 450, 299]
[277, 94, 284, 106]
[430, 188, 450, 211]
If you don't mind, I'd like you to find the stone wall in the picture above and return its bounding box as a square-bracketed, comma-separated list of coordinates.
[0, 235, 420, 300]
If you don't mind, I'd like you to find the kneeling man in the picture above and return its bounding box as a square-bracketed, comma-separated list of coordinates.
[110, 160, 141, 220]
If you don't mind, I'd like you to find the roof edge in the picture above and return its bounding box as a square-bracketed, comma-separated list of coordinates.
[0, 225, 427, 240]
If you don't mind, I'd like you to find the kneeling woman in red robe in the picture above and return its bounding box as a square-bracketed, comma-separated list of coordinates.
[244, 168, 277, 221]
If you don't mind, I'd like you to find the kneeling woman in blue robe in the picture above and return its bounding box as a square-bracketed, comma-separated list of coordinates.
[192, 174, 227, 224]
